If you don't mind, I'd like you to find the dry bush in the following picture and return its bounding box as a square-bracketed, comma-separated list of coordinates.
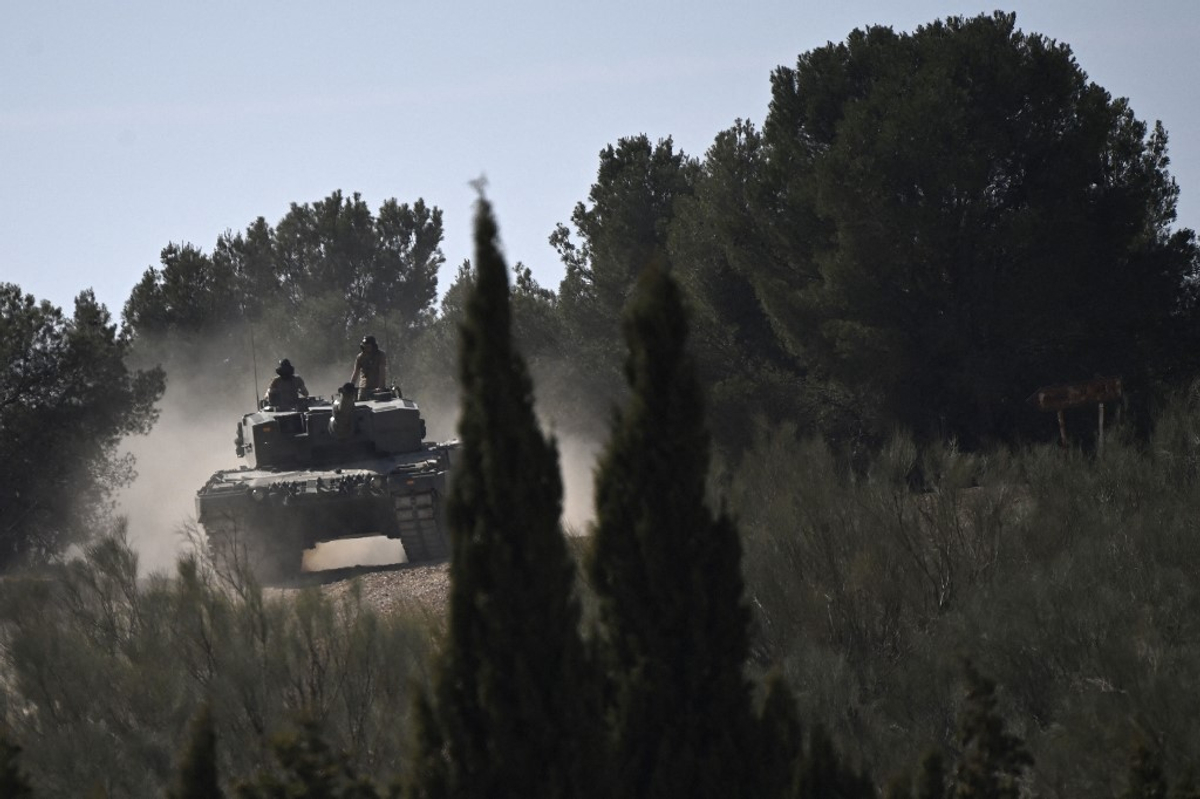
[0, 524, 435, 797]
[735, 399, 1200, 796]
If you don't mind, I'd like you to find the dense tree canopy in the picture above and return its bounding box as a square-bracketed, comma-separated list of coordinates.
[738, 11, 1198, 443]
[549, 136, 699, 426]
[124, 191, 444, 369]
[0, 285, 164, 567]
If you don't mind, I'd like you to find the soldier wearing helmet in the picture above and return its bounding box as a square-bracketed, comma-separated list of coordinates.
[350, 335, 388, 400]
[264, 358, 309, 410]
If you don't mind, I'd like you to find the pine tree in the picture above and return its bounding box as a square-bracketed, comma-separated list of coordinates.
[407, 198, 595, 799]
[795, 724, 872, 799]
[758, 672, 804, 798]
[952, 661, 1032, 799]
[170, 705, 224, 799]
[1124, 740, 1168, 799]
[586, 260, 756, 797]
[235, 717, 381, 799]
[916, 751, 948, 799]
[0, 728, 34, 798]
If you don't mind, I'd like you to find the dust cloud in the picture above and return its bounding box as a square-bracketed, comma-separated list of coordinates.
[116, 341, 603, 576]
[557, 434, 600, 535]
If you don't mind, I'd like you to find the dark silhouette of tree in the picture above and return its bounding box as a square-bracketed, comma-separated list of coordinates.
[758, 673, 805, 798]
[235, 717, 381, 799]
[1124, 740, 1169, 799]
[170, 705, 224, 799]
[123, 191, 445, 367]
[585, 260, 756, 797]
[0, 285, 164, 566]
[952, 661, 1032, 799]
[550, 136, 699, 434]
[886, 751, 947, 799]
[752, 11, 1199, 444]
[795, 724, 872, 799]
[0, 729, 34, 798]
[408, 198, 596, 799]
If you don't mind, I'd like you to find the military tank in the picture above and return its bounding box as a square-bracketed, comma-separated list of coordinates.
[196, 387, 458, 582]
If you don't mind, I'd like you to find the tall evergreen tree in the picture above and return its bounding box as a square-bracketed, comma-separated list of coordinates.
[407, 198, 595, 799]
[952, 661, 1032, 799]
[585, 260, 756, 797]
[0, 729, 34, 798]
[170, 705, 224, 799]
[1124, 740, 1169, 799]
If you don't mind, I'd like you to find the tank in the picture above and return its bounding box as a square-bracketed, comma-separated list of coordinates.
[196, 388, 458, 582]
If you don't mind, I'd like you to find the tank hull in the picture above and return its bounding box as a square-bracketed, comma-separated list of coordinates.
[196, 391, 457, 581]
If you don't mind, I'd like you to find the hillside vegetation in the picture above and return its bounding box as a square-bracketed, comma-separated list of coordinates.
[1, 10, 1199, 797]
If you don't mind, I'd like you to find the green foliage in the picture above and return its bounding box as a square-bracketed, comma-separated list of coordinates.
[585, 261, 757, 797]
[171, 705, 224, 799]
[408, 198, 595, 799]
[0, 529, 433, 796]
[550, 135, 699, 438]
[123, 190, 444, 379]
[795, 724, 873, 799]
[0, 285, 165, 567]
[751, 11, 1198, 444]
[1124, 740, 1168, 799]
[0, 729, 34, 798]
[952, 661, 1032, 799]
[235, 717, 386, 799]
[736, 388, 1200, 794]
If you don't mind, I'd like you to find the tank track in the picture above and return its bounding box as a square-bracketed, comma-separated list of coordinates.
[391, 490, 448, 561]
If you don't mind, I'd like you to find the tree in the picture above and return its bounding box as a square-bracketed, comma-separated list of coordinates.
[668, 119, 844, 453]
[371, 198, 444, 334]
[551, 136, 700, 428]
[235, 717, 382, 799]
[585, 261, 756, 797]
[0, 729, 34, 798]
[408, 198, 596, 799]
[0, 285, 164, 567]
[123, 191, 445, 369]
[171, 705, 225, 799]
[123, 242, 239, 339]
[1124, 740, 1168, 799]
[952, 661, 1032, 799]
[752, 12, 1199, 444]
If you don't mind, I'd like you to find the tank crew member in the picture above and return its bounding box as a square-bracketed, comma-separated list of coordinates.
[329, 382, 357, 437]
[264, 358, 309, 409]
[350, 335, 388, 400]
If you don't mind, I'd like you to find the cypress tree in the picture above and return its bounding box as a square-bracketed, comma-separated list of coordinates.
[236, 717, 381, 799]
[408, 198, 594, 799]
[952, 661, 1032, 799]
[916, 751, 948, 799]
[758, 673, 804, 798]
[170, 705, 224, 799]
[586, 260, 756, 797]
[0, 728, 33, 798]
[1124, 741, 1169, 799]
[795, 724, 872, 799]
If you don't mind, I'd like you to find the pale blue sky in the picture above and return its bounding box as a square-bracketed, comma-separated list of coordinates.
[4, 1, 1198, 319]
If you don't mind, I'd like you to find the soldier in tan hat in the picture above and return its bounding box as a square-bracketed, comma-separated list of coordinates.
[350, 335, 388, 400]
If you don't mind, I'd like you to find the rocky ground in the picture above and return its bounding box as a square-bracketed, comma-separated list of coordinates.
[270, 559, 452, 616]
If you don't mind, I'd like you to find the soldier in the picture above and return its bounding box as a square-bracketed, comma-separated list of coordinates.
[264, 358, 309, 410]
[328, 382, 357, 438]
[350, 335, 388, 400]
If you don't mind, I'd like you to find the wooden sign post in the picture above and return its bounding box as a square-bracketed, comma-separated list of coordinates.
[1026, 376, 1122, 452]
